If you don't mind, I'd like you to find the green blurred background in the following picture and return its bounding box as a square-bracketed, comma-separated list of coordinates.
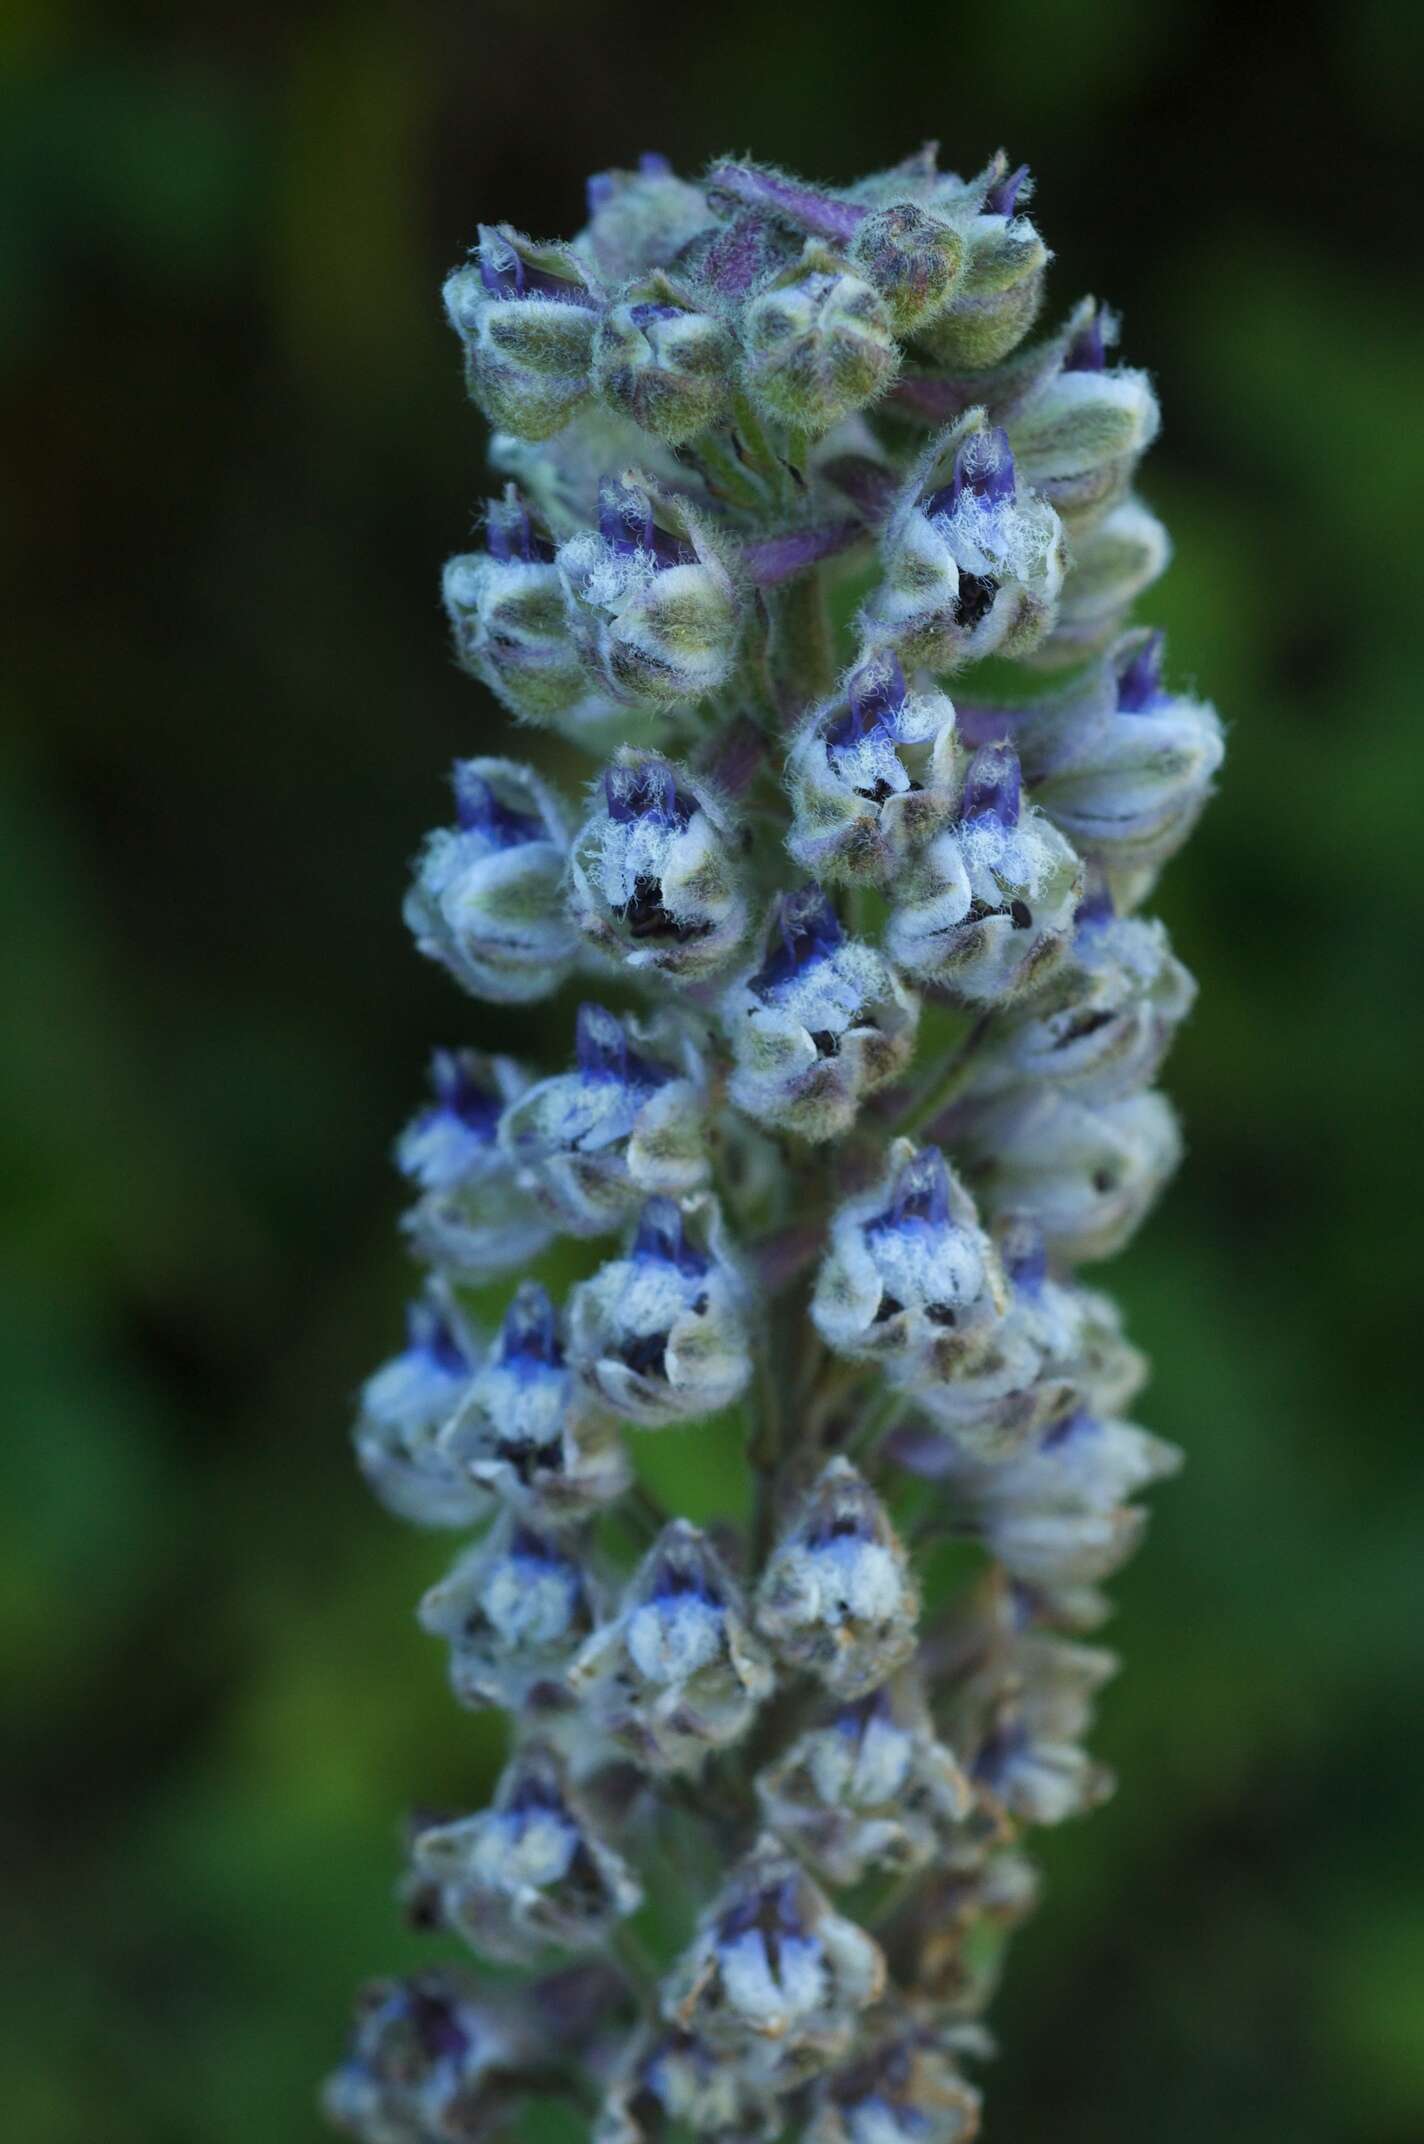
[3, 0, 1421, 2137]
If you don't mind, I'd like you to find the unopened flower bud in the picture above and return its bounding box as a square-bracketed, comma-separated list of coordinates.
[1001, 631, 1225, 880]
[850, 202, 966, 337]
[441, 1281, 629, 1523]
[593, 273, 737, 444]
[443, 225, 600, 441]
[583, 154, 716, 282]
[912, 155, 1048, 370]
[568, 1195, 752, 1427]
[722, 888, 919, 1143]
[419, 1511, 599, 1714]
[499, 1002, 709, 1236]
[756, 1457, 919, 1698]
[967, 896, 1196, 1104]
[786, 653, 959, 886]
[404, 758, 576, 1005]
[1037, 495, 1171, 665]
[412, 1744, 642, 1963]
[558, 477, 741, 707]
[570, 750, 750, 982]
[869, 415, 1065, 672]
[887, 741, 1084, 1004]
[1002, 300, 1160, 530]
[742, 244, 899, 437]
[354, 1285, 485, 1529]
[805, 2016, 983, 2144]
[812, 1141, 1006, 1385]
[757, 1674, 971, 1887]
[570, 1520, 774, 1773]
[961, 1632, 1120, 1825]
[322, 1968, 521, 2144]
[965, 1085, 1183, 1263]
[933, 1407, 1180, 1595]
[664, 1834, 885, 2069]
[396, 1048, 552, 1281]
[443, 490, 622, 740]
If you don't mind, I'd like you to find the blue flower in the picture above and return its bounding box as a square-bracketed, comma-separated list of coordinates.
[419, 1511, 598, 1714]
[441, 1281, 628, 1523]
[570, 1520, 773, 1773]
[756, 1458, 919, 1698]
[499, 1002, 710, 1235]
[869, 413, 1065, 673]
[412, 1744, 642, 1963]
[722, 890, 919, 1143]
[663, 1836, 884, 2074]
[396, 1048, 552, 1281]
[569, 748, 750, 982]
[403, 757, 577, 1005]
[887, 739, 1084, 1003]
[567, 1195, 751, 1426]
[353, 1286, 486, 1529]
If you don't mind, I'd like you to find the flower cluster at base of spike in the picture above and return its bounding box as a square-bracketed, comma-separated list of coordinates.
[327, 142, 1221, 2144]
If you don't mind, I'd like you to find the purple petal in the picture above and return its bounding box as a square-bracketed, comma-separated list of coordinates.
[632, 1196, 710, 1276]
[452, 767, 547, 846]
[604, 759, 694, 829]
[959, 741, 1022, 829]
[1116, 631, 1165, 713]
[749, 886, 843, 1000]
[983, 162, 1029, 219]
[706, 160, 866, 244]
[743, 519, 864, 587]
[1064, 307, 1107, 373]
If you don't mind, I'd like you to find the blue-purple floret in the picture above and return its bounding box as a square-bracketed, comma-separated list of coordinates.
[706, 160, 865, 246]
[632, 1197, 711, 1277]
[573, 1003, 672, 1091]
[959, 741, 1022, 829]
[597, 478, 696, 567]
[750, 887, 845, 1000]
[604, 760, 694, 829]
[924, 427, 1018, 520]
[452, 767, 547, 847]
[649, 1547, 721, 1605]
[1115, 631, 1166, 713]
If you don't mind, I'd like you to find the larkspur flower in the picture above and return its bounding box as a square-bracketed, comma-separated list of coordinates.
[395, 1047, 553, 1281]
[756, 1458, 920, 1699]
[403, 758, 576, 1004]
[440, 1280, 630, 1522]
[567, 1195, 752, 1427]
[569, 1519, 774, 1773]
[722, 888, 919, 1143]
[886, 740, 1084, 1004]
[353, 1283, 485, 1529]
[663, 1835, 885, 2070]
[569, 748, 751, 981]
[336, 142, 1221, 2144]
[499, 1001, 709, 1236]
[411, 1743, 643, 1963]
[868, 414, 1066, 674]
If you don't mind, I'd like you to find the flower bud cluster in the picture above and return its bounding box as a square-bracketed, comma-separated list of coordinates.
[328, 142, 1222, 2144]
